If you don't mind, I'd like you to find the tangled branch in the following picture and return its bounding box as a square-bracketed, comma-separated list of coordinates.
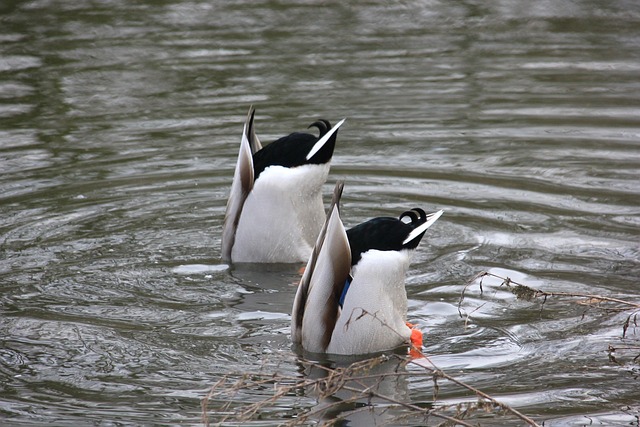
[201, 273, 638, 426]
[201, 307, 543, 426]
[201, 350, 542, 427]
[460, 271, 640, 363]
[460, 271, 640, 332]
[463, 271, 640, 310]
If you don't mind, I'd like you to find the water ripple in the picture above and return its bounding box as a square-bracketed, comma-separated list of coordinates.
[1, 0, 640, 425]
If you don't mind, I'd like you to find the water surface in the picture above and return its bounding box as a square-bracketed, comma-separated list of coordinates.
[1, 0, 639, 425]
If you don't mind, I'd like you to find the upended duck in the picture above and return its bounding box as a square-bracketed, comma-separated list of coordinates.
[221, 107, 345, 263]
[291, 182, 443, 355]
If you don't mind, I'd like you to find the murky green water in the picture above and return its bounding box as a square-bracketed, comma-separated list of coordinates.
[1, 1, 639, 425]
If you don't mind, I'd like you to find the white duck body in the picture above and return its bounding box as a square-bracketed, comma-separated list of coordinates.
[327, 249, 413, 354]
[231, 162, 329, 263]
[291, 182, 444, 356]
[221, 107, 345, 263]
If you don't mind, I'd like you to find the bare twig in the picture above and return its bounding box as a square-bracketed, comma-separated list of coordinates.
[607, 343, 640, 365]
[408, 353, 542, 427]
[459, 271, 488, 317]
[623, 312, 639, 338]
[201, 357, 504, 427]
[202, 272, 638, 426]
[469, 271, 640, 309]
[202, 307, 544, 426]
[338, 383, 480, 427]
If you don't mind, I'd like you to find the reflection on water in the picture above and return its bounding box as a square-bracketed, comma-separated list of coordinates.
[1, 0, 640, 425]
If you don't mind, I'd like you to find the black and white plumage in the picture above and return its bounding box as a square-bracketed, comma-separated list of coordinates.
[291, 182, 444, 355]
[222, 107, 345, 263]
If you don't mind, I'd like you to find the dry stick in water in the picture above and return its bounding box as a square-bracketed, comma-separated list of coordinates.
[466, 271, 640, 309]
[462, 271, 640, 341]
[200, 307, 543, 426]
[409, 355, 542, 426]
[351, 309, 540, 425]
[201, 359, 472, 426]
[204, 269, 640, 426]
[462, 271, 640, 363]
[336, 307, 543, 427]
[299, 356, 480, 427]
[203, 274, 638, 425]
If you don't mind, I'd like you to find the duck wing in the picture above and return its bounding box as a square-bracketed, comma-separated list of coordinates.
[221, 107, 259, 262]
[291, 181, 351, 353]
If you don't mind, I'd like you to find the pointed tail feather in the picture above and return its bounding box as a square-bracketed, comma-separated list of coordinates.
[246, 106, 262, 153]
[221, 107, 258, 262]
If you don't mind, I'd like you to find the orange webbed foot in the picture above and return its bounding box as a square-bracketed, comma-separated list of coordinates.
[406, 321, 424, 358]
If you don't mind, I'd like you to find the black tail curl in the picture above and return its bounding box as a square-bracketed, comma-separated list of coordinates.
[308, 119, 332, 138]
[399, 208, 427, 226]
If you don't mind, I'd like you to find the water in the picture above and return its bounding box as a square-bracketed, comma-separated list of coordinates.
[1, 0, 639, 425]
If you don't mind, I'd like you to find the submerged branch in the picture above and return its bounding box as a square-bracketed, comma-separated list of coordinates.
[202, 273, 640, 426]
[461, 271, 640, 365]
[462, 271, 640, 310]
[202, 308, 543, 426]
[408, 353, 542, 427]
[201, 352, 542, 427]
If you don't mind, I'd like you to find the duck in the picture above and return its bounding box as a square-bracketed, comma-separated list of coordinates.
[221, 107, 345, 263]
[291, 182, 443, 355]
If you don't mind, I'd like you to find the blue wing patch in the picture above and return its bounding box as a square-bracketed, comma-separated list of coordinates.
[339, 275, 353, 308]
